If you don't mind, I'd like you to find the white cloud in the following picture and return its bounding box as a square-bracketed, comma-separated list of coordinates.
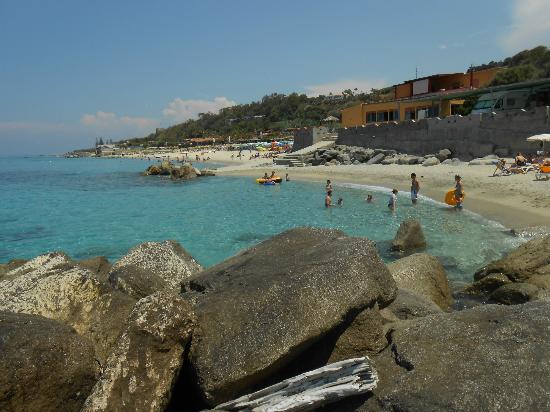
[80, 111, 159, 133]
[162, 97, 236, 123]
[501, 0, 550, 52]
[304, 79, 386, 97]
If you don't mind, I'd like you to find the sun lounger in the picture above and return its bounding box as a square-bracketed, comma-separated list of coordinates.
[492, 160, 511, 176]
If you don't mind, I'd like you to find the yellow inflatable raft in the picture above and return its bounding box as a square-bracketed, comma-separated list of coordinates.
[444, 189, 466, 206]
[256, 177, 282, 184]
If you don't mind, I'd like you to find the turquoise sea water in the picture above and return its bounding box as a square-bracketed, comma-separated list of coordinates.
[0, 156, 522, 281]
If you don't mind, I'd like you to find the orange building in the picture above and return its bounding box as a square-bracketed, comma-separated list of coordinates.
[342, 67, 501, 127]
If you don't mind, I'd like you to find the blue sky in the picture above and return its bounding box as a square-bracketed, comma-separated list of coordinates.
[1, 0, 550, 155]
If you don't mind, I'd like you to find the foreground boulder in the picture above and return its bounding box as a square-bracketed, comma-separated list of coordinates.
[381, 288, 443, 320]
[0, 311, 98, 412]
[83, 292, 195, 412]
[388, 253, 452, 309]
[78, 256, 112, 284]
[468, 235, 550, 303]
[391, 220, 427, 251]
[330, 302, 550, 411]
[109, 240, 202, 299]
[0, 252, 136, 363]
[181, 228, 396, 405]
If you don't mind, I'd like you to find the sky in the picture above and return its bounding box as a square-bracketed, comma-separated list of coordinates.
[1, 0, 550, 155]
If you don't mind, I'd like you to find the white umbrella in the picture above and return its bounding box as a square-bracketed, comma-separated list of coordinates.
[526, 134, 550, 151]
[526, 134, 550, 142]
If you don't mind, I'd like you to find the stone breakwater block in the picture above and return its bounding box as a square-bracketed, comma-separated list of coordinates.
[182, 227, 396, 406]
[0, 312, 98, 412]
[388, 253, 453, 310]
[214, 357, 378, 412]
[82, 291, 195, 412]
[109, 240, 202, 299]
[341, 302, 550, 411]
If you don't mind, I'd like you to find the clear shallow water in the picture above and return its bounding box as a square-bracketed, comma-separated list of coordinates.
[0, 156, 522, 281]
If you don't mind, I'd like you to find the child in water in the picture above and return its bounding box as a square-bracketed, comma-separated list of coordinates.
[337, 197, 343, 206]
[388, 189, 398, 211]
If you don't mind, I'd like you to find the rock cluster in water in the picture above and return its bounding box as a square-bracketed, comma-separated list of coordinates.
[1, 226, 550, 411]
[142, 160, 215, 180]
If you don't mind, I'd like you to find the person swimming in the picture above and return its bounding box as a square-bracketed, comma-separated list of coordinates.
[388, 189, 398, 211]
[366, 194, 373, 203]
[337, 197, 343, 206]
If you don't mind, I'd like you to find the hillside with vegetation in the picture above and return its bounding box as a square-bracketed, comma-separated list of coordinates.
[126, 46, 550, 146]
[471, 45, 550, 86]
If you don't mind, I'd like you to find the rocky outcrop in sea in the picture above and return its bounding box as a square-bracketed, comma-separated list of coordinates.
[1, 228, 550, 411]
[142, 160, 216, 180]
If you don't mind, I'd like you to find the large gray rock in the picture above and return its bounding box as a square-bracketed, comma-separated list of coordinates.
[327, 308, 388, 363]
[82, 292, 195, 412]
[422, 156, 440, 167]
[388, 253, 452, 309]
[0, 259, 27, 279]
[0, 252, 136, 364]
[436, 148, 452, 161]
[366, 153, 385, 165]
[475, 235, 550, 283]
[181, 228, 396, 405]
[78, 256, 111, 284]
[490, 282, 544, 304]
[383, 288, 443, 320]
[0, 311, 98, 412]
[391, 220, 427, 252]
[331, 302, 550, 411]
[469, 235, 550, 303]
[109, 240, 202, 299]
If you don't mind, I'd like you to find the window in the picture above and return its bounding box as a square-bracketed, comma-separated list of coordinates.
[405, 109, 415, 120]
[506, 98, 516, 106]
[377, 111, 389, 122]
[366, 112, 377, 123]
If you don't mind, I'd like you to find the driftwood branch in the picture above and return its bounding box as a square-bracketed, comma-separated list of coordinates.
[214, 357, 378, 411]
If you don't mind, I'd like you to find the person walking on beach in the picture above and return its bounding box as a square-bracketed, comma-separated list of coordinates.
[326, 179, 332, 193]
[388, 189, 398, 211]
[325, 190, 333, 208]
[454, 175, 464, 210]
[285, 173, 290, 181]
[410, 173, 420, 204]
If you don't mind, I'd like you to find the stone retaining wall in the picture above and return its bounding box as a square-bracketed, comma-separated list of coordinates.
[336, 106, 550, 159]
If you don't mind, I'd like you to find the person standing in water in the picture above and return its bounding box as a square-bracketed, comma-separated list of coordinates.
[326, 179, 332, 193]
[285, 173, 290, 181]
[388, 189, 398, 211]
[410, 173, 420, 204]
[325, 190, 333, 208]
[454, 175, 464, 210]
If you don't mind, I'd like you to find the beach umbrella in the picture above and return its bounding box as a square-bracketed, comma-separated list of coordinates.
[526, 134, 550, 151]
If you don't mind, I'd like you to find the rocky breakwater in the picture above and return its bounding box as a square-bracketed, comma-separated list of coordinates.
[143, 160, 215, 180]
[2, 226, 550, 411]
[302, 145, 457, 167]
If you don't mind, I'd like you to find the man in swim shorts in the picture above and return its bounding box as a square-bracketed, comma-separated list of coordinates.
[410, 173, 420, 205]
[325, 190, 333, 208]
[454, 175, 463, 210]
[388, 189, 398, 211]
